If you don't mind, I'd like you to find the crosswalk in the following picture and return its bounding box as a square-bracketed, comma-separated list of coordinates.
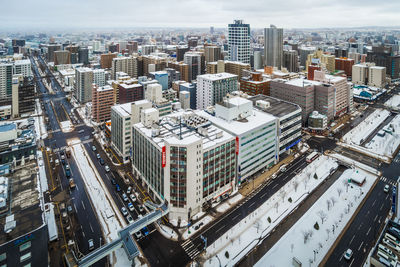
[393, 157, 400, 163]
[181, 239, 202, 259]
[380, 176, 397, 186]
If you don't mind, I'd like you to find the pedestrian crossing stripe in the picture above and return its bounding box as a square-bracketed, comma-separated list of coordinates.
[181, 239, 201, 259]
[380, 177, 397, 186]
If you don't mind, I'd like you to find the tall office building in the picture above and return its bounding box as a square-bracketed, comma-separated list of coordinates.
[228, 20, 250, 64]
[264, 25, 283, 69]
[283, 50, 299, 72]
[54, 50, 71, 65]
[196, 73, 238, 109]
[75, 67, 93, 103]
[78, 47, 89, 65]
[204, 46, 222, 63]
[93, 69, 106, 87]
[184, 52, 202, 81]
[91, 84, 115, 123]
[101, 52, 118, 69]
[299, 47, 316, 67]
[0, 63, 13, 100]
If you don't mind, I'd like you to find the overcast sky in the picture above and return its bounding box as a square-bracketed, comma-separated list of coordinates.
[1, 0, 400, 30]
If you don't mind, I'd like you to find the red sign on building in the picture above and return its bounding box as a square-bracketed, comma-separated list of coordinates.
[235, 136, 239, 155]
[162, 146, 166, 168]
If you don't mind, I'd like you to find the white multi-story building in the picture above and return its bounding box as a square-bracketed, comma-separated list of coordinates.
[199, 96, 278, 184]
[228, 20, 250, 64]
[196, 73, 238, 110]
[93, 69, 106, 87]
[368, 66, 386, 88]
[75, 67, 93, 103]
[352, 64, 369, 85]
[13, 60, 32, 77]
[132, 110, 236, 221]
[111, 103, 132, 162]
[0, 63, 12, 99]
[111, 56, 138, 79]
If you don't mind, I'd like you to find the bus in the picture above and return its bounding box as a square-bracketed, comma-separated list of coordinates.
[306, 152, 319, 163]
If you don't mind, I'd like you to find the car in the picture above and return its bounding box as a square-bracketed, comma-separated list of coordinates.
[128, 202, 134, 211]
[138, 206, 144, 213]
[55, 159, 60, 166]
[60, 154, 65, 160]
[60, 150, 65, 156]
[343, 248, 353, 260]
[127, 186, 132, 194]
[92, 146, 96, 151]
[105, 165, 110, 172]
[65, 169, 71, 178]
[384, 185, 390, 193]
[141, 226, 149, 236]
[134, 231, 143, 239]
[279, 165, 287, 172]
[96, 153, 101, 159]
[116, 184, 121, 192]
[88, 239, 94, 251]
[271, 173, 277, 180]
[99, 158, 105, 165]
[65, 164, 70, 170]
[127, 215, 133, 223]
[67, 205, 73, 213]
[61, 159, 65, 165]
[130, 194, 137, 202]
[69, 178, 76, 189]
[121, 207, 128, 216]
[122, 193, 129, 202]
[111, 178, 116, 185]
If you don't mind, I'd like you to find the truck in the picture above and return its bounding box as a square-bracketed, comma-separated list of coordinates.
[66, 147, 71, 158]
[69, 178, 76, 189]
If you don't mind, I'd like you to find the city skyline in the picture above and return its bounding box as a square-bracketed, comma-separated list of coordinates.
[1, 0, 400, 30]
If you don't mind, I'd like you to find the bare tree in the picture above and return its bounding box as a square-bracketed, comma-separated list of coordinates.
[294, 180, 299, 192]
[317, 210, 327, 224]
[280, 189, 286, 203]
[304, 177, 309, 190]
[330, 196, 337, 207]
[291, 243, 294, 253]
[326, 199, 332, 211]
[254, 219, 262, 234]
[326, 228, 330, 240]
[274, 202, 279, 213]
[337, 187, 343, 197]
[302, 229, 313, 244]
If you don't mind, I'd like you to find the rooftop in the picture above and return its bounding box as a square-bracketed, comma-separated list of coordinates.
[0, 123, 16, 133]
[197, 72, 238, 81]
[112, 103, 131, 117]
[285, 78, 322, 87]
[249, 95, 301, 118]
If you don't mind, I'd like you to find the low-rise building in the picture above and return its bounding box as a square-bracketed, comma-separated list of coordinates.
[308, 111, 328, 131]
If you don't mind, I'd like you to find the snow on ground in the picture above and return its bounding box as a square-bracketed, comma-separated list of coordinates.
[385, 94, 400, 110]
[183, 216, 213, 239]
[60, 120, 73, 133]
[157, 223, 178, 241]
[216, 193, 243, 213]
[34, 100, 47, 139]
[343, 109, 390, 146]
[204, 155, 338, 267]
[364, 114, 400, 158]
[76, 105, 95, 127]
[71, 143, 130, 266]
[36, 150, 48, 193]
[254, 168, 377, 267]
[338, 142, 390, 163]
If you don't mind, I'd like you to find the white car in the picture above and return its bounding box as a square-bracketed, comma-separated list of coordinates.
[344, 248, 353, 260]
[122, 193, 129, 202]
[128, 202, 135, 211]
[127, 186, 132, 194]
[121, 207, 128, 216]
[384, 184, 390, 193]
[105, 165, 110, 172]
[130, 194, 137, 202]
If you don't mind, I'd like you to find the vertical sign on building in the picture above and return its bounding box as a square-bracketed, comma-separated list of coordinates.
[235, 136, 239, 155]
[162, 146, 166, 168]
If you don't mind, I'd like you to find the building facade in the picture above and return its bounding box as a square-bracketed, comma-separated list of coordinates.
[91, 84, 115, 123]
[264, 25, 283, 69]
[228, 20, 250, 64]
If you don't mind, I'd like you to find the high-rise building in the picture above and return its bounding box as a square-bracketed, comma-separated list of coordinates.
[368, 66, 386, 88]
[176, 46, 189, 62]
[93, 69, 106, 87]
[224, 61, 251, 80]
[100, 52, 117, 69]
[54, 50, 71, 65]
[111, 56, 139, 79]
[91, 84, 115, 123]
[78, 47, 89, 65]
[169, 61, 189, 82]
[228, 20, 250, 64]
[184, 52, 202, 81]
[283, 50, 299, 72]
[299, 47, 316, 67]
[204, 46, 222, 63]
[264, 25, 283, 69]
[253, 51, 263, 70]
[75, 67, 93, 103]
[179, 82, 197, 109]
[46, 44, 62, 62]
[118, 83, 144, 104]
[352, 64, 370, 85]
[335, 58, 355, 76]
[196, 73, 238, 109]
[321, 54, 336, 73]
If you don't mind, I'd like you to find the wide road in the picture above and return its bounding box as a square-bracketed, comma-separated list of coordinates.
[32, 56, 106, 266]
[325, 179, 392, 267]
[185, 154, 309, 260]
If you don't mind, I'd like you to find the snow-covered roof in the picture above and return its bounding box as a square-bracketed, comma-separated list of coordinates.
[197, 72, 238, 81]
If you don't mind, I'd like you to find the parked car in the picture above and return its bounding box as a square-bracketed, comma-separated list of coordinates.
[384, 184, 390, 193]
[69, 178, 76, 189]
[130, 194, 137, 202]
[96, 153, 101, 159]
[55, 159, 60, 166]
[127, 186, 132, 194]
[88, 239, 94, 250]
[99, 158, 105, 165]
[138, 206, 144, 213]
[92, 146, 96, 151]
[128, 203, 134, 211]
[65, 169, 71, 178]
[111, 178, 116, 185]
[121, 207, 128, 216]
[127, 215, 133, 223]
[116, 184, 121, 192]
[141, 226, 149, 236]
[134, 231, 143, 239]
[105, 165, 110, 172]
[65, 164, 70, 170]
[122, 193, 129, 202]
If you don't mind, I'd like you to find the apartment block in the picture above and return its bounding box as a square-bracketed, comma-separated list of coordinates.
[91, 84, 115, 123]
[368, 66, 386, 88]
[240, 72, 270, 96]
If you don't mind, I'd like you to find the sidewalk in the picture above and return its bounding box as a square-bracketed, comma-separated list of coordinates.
[236, 166, 347, 267]
[239, 154, 294, 197]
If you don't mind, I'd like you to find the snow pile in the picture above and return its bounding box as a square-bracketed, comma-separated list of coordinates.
[158, 223, 178, 241]
[255, 168, 377, 267]
[342, 109, 390, 145]
[365, 114, 400, 158]
[71, 144, 130, 266]
[385, 94, 400, 110]
[216, 194, 243, 213]
[34, 100, 48, 139]
[204, 155, 338, 267]
[183, 216, 213, 239]
[329, 153, 380, 176]
[36, 150, 48, 193]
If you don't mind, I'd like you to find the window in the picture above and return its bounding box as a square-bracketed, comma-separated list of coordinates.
[20, 241, 31, 252]
[20, 252, 31, 262]
[0, 253, 5, 261]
